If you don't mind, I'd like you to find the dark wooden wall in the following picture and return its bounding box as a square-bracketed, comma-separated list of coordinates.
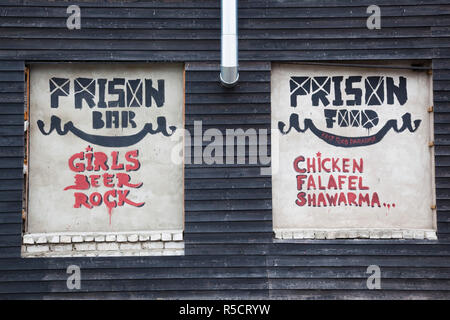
[0, 0, 449, 299]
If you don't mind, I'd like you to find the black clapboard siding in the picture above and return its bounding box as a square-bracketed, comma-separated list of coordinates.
[0, 290, 269, 300]
[184, 61, 273, 249]
[0, 79, 23, 264]
[268, 278, 450, 290]
[0, 0, 449, 300]
[434, 59, 450, 242]
[267, 290, 450, 299]
[184, 59, 271, 248]
[188, 242, 450, 256]
[1, 17, 448, 32]
[267, 255, 450, 268]
[0, 278, 269, 294]
[0, 60, 24, 262]
[0, 49, 441, 61]
[268, 266, 450, 280]
[187, 209, 272, 219]
[0, 4, 449, 19]
[3, 38, 450, 51]
[1, 0, 450, 7]
[0, 267, 269, 281]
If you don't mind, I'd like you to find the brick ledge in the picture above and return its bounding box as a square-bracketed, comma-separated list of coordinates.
[21, 230, 184, 258]
[274, 229, 437, 240]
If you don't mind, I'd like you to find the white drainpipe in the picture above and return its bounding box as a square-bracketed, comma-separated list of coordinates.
[220, 0, 239, 87]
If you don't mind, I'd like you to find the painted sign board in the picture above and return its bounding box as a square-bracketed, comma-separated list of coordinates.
[28, 63, 184, 234]
[271, 63, 436, 238]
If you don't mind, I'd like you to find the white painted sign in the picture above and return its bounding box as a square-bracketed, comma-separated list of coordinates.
[28, 64, 184, 233]
[271, 63, 436, 238]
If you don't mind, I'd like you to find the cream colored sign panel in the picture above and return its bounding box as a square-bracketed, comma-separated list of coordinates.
[28, 64, 184, 233]
[272, 63, 436, 237]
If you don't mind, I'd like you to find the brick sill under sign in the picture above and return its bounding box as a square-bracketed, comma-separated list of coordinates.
[274, 229, 438, 240]
[21, 230, 184, 258]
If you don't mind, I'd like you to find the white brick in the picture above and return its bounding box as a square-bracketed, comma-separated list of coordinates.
[36, 236, 47, 244]
[72, 236, 83, 243]
[380, 231, 392, 239]
[23, 235, 34, 245]
[142, 241, 163, 249]
[281, 231, 292, 239]
[27, 245, 49, 253]
[139, 234, 150, 241]
[60, 235, 72, 243]
[84, 236, 94, 242]
[403, 230, 414, 239]
[94, 235, 105, 242]
[151, 233, 162, 241]
[336, 231, 348, 239]
[303, 231, 315, 239]
[413, 231, 425, 240]
[99, 251, 122, 256]
[125, 251, 141, 256]
[347, 231, 358, 238]
[164, 242, 184, 249]
[162, 249, 184, 256]
[120, 243, 141, 251]
[97, 242, 119, 251]
[325, 232, 336, 239]
[161, 233, 172, 241]
[139, 250, 163, 256]
[425, 231, 437, 240]
[74, 243, 96, 251]
[128, 234, 139, 242]
[369, 231, 380, 239]
[292, 231, 304, 239]
[105, 235, 116, 242]
[172, 232, 183, 241]
[315, 231, 326, 239]
[48, 235, 60, 244]
[52, 244, 72, 252]
[357, 231, 370, 238]
[391, 231, 403, 239]
[116, 234, 127, 242]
